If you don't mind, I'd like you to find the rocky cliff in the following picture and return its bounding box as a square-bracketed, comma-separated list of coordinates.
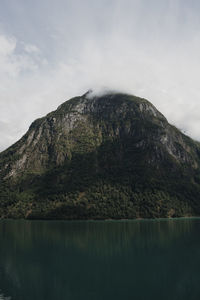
[1, 91, 200, 219]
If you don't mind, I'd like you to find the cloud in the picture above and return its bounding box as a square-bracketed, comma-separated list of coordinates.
[1, 0, 200, 151]
[23, 44, 40, 54]
[0, 35, 16, 56]
[0, 34, 41, 79]
[0, 34, 49, 150]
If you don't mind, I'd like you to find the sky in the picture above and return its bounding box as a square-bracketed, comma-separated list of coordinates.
[0, 0, 200, 151]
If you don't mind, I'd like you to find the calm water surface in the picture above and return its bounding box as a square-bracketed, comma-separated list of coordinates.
[0, 218, 200, 300]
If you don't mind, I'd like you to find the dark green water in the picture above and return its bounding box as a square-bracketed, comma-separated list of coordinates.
[0, 219, 200, 300]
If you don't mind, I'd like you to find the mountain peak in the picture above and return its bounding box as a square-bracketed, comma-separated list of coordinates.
[1, 92, 200, 219]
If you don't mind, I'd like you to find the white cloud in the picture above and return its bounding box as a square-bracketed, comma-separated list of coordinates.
[0, 34, 49, 150]
[1, 0, 200, 151]
[0, 34, 41, 80]
[24, 44, 40, 54]
[0, 35, 16, 56]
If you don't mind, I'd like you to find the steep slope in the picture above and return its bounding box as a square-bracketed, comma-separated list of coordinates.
[1, 91, 200, 219]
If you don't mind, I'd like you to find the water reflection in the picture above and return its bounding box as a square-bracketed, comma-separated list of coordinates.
[0, 292, 11, 300]
[0, 219, 200, 300]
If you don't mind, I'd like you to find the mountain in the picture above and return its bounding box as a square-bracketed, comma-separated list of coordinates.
[1, 91, 200, 219]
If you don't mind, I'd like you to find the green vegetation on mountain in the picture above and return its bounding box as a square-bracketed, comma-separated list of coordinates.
[1, 91, 200, 219]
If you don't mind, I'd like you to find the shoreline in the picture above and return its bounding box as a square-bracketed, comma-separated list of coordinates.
[0, 216, 200, 222]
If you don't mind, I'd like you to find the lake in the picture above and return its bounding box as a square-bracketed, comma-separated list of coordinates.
[0, 218, 200, 300]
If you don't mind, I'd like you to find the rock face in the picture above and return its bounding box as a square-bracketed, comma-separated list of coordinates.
[1, 91, 200, 219]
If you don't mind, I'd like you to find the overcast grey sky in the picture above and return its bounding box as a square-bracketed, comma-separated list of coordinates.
[0, 0, 200, 151]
